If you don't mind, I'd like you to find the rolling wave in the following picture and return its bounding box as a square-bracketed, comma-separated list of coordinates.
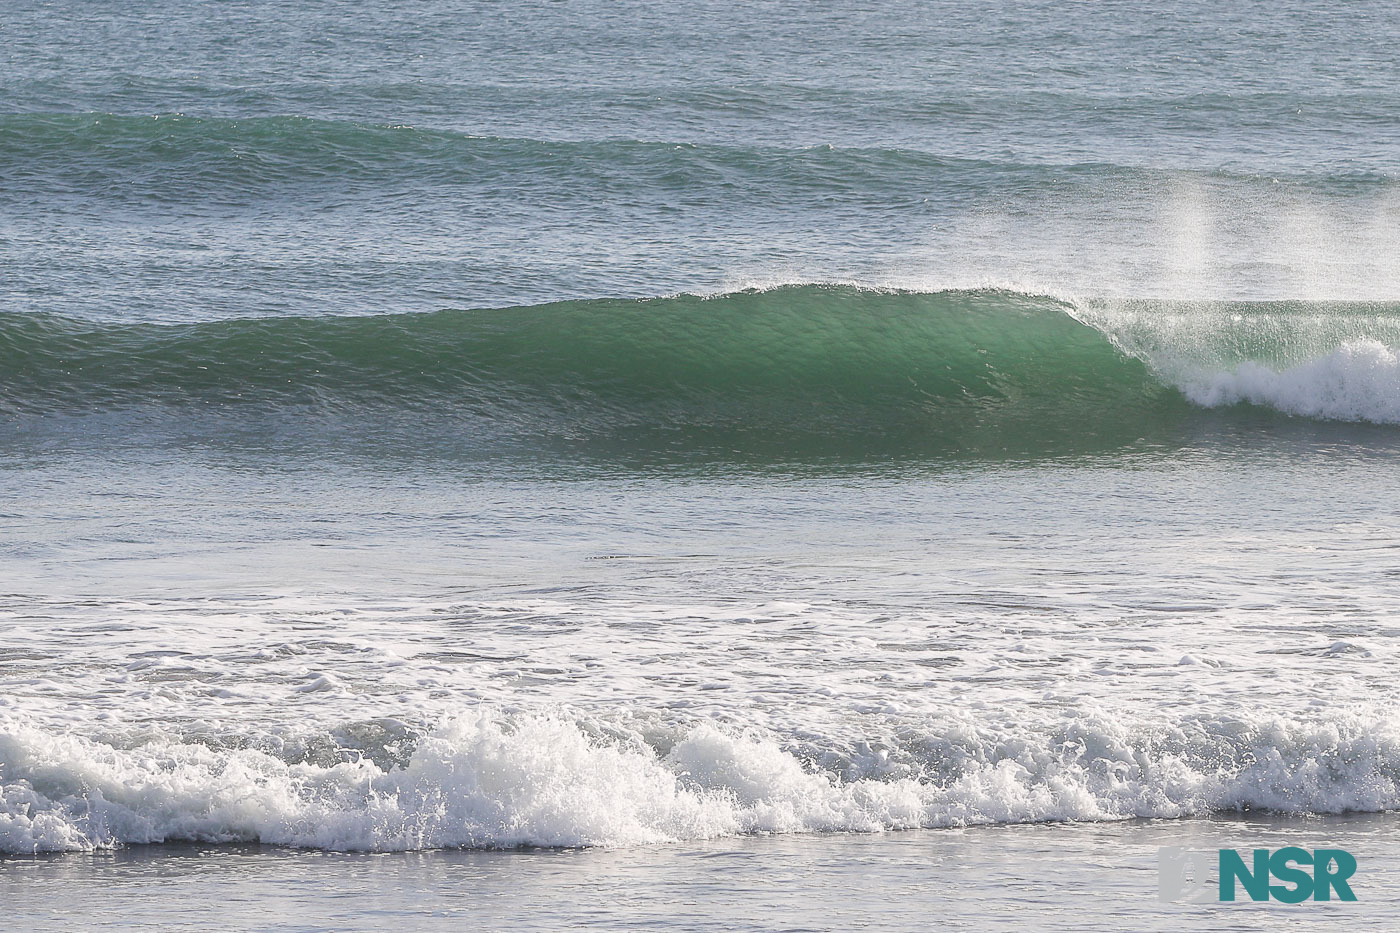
[3, 286, 1398, 459]
[3, 707, 1397, 854]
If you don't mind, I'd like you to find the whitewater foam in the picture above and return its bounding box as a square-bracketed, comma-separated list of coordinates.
[3, 709, 1398, 855]
[1175, 339, 1400, 423]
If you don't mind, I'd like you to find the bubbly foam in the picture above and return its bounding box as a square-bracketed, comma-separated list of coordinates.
[1175, 339, 1400, 423]
[4, 709, 1398, 854]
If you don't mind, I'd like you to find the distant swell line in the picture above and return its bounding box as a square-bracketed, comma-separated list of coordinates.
[1, 112, 1394, 190]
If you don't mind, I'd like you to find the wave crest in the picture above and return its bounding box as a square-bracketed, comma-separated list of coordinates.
[4, 287, 1399, 463]
[1177, 338, 1400, 423]
[3, 710, 1399, 854]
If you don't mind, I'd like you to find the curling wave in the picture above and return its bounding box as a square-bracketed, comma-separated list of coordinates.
[4, 286, 1399, 459]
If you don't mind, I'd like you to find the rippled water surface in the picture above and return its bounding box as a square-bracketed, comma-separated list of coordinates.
[4, 1, 1400, 928]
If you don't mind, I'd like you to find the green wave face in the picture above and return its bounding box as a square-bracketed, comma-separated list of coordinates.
[1, 287, 1187, 460]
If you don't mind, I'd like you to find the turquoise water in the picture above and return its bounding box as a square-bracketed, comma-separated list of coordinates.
[4, 2, 1400, 928]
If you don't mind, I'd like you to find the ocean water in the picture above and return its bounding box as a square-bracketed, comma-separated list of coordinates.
[4, 0, 1400, 927]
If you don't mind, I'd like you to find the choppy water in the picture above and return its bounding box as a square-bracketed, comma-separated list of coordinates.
[4, 1, 1400, 927]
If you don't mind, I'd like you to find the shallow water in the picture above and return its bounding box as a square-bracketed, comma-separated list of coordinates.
[4, 445, 1399, 854]
[5, 815, 1398, 931]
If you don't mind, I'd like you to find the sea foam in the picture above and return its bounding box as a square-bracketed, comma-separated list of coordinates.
[3, 709, 1397, 854]
[1175, 339, 1400, 424]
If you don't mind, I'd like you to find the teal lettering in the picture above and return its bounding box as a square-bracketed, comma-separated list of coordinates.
[1269, 847, 1314, 903]
[1313, 849, 1358, 901]
[1219, 849, 1270, 902]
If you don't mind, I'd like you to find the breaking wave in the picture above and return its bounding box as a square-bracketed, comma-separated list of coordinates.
[2, 709, 1398, 854]
[4, 286, 1399, 459]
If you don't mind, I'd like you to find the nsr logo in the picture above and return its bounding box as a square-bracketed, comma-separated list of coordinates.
[1159, 847, 1358, 903]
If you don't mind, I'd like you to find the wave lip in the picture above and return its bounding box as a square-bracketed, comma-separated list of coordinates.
[2, 710, 1398, 855]
[1073, 295, 1400, 426]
